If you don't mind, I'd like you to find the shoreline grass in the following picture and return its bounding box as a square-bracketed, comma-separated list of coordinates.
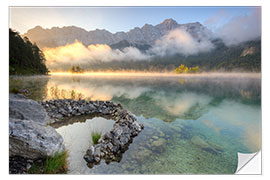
[91, 132, 102, 145]
[9, 87, 20, 94]
[28, 150, 68, 174]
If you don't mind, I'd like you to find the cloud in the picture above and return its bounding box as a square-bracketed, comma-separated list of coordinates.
[153, 92, 212, 116]
[214, 8, 261, 46]
[44, 28, 215, 70]
[43, 40, 149, 69]
[149, 28, 214, 56]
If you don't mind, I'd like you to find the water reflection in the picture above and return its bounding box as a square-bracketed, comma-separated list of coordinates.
[48, 85, 85, 100]
[9, 74, 261, 174]
[198, 100, 261, 152]
[56, 117, 114, 174]
[46, 77, 151, 101]
[153, 92, 211, 117]
[34, 75, 260, 122]
[9, 76, 49, 100]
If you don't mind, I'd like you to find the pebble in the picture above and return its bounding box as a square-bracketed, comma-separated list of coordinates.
[9, 156, 29, 174]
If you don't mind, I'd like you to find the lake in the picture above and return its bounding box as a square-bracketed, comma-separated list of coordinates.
[9, 73, 261, 174]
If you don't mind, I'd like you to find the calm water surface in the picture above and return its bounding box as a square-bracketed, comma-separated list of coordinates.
[10, 73, 261, 174]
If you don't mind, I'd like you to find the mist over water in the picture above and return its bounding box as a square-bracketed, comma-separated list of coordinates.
[9, 73, 261, 174]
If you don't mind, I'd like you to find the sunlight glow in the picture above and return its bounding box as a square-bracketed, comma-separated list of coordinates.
[48, 72, 261, 78]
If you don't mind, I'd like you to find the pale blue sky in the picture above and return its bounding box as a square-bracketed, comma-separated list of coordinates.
[9, 7, 260, 34]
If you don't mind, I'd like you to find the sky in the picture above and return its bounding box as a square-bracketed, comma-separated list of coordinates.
[9, 6, 260, 34]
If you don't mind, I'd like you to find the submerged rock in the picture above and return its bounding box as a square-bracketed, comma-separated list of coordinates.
[152, 138, 166, 147]
[159, 131, 165, 137]
[207, 141, 224, 152]
[191, 136, 210, 149]
[9, 118, 65, 159]
[190, 136, 223, 154]
[134, 148, 152, 161]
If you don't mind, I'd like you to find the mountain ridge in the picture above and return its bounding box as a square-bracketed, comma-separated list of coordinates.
[23, 18, 212, 49]
[20, 18, 261, 72]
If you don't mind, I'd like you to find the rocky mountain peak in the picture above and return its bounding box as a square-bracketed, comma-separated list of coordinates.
[23, 18, 211, 48]
[142, 23, 154, 29]
[160, 18, 178, 25]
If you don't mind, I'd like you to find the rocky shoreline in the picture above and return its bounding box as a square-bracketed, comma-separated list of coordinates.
[9, 94, 65, 174]
[9, 94, 144, 173]
[40, 99, 144, 167]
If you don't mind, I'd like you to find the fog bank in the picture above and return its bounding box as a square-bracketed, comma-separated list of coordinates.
[44, 28, 215, 69]
[211, 8, 261, 46]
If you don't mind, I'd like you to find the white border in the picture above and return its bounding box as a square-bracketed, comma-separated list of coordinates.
[7, 0, 263, 6]
[1, 0, 269, 180]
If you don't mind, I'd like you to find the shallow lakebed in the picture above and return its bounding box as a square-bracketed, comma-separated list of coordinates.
[10, 73, 261, 174]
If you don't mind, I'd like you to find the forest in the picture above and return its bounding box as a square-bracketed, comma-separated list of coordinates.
[76, 39, 261, 72]
[9, 29, 48, 75]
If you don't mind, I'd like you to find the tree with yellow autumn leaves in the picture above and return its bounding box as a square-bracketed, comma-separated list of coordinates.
[174, 64, 200, 74]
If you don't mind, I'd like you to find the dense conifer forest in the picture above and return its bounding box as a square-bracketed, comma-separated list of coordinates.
[9, 29, 48, 75]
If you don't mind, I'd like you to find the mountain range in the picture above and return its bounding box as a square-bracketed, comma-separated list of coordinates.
[22, 18, 261, 72]
[24, 18, 212, 49]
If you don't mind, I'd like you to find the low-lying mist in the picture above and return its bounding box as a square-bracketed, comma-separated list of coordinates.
[43, 28, 215, 70]
[49, 72, 261, 79]
[44, 40, 149, 66]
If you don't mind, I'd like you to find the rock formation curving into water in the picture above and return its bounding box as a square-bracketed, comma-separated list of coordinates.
[41, 99, 144, 168]
[9, 93, 144, 173]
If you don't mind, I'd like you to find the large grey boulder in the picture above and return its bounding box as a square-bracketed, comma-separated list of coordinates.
[9, 118, 65, 159]
[9, 94, 50, 125]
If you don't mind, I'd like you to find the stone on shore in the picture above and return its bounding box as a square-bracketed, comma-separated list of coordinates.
[9, 94, 50, 125]
[9, 93, 65, 162]
[9, 118, 65, 159]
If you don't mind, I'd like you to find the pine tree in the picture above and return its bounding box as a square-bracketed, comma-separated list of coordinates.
[9, 28, 49, 75]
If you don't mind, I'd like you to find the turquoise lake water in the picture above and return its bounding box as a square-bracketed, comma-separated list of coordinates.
[10, 73, 261, 174]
